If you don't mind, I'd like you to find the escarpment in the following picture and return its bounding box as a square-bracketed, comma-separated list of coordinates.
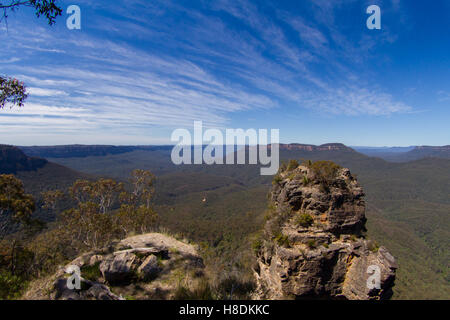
[253, 161, 397, 300]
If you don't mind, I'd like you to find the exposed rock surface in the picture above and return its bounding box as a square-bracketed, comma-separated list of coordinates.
[23, 233, 205, 300]
[253, 162, 397, 300]
[276, 143, 354, 152]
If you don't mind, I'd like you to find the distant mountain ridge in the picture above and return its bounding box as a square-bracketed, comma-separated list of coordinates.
[413, 145, 450, 154]
[353, 146, 416, 154]
[0, 145, 47, 174]
[0, 145, 90, 221]
[19, 145, 173, 159]
[20, 143, 355, 160]
[415, 145, 450, 150]
[277, 143, 353, 152]
[353, 145, 450, 162]
[17, 143, 450, 167]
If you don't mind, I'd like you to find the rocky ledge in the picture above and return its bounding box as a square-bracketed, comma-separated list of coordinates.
[23, 233, 206, 300]
[253, 161, 397, 300]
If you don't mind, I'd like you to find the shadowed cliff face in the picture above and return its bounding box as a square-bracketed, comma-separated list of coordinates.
[0, 145, 47, 174]
[253, 162, 397, 300]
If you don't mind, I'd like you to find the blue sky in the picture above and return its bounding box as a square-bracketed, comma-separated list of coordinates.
[0, 0, 449, 146]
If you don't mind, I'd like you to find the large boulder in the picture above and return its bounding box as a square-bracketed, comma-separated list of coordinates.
[23, 233, 206, 300]
[99, 251, 137, 284]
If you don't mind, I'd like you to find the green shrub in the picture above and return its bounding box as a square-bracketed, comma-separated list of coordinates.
[272, 175, 282, 186]
[173, 285, 192, 300]
[0, 271, 26, 300]
[368, 240, 380, 253]
[81, 262, 101, 281]
[252, 238, 263, 255]
[274, 233, 290, 248]
[306, 240, 317, 249]
[303, 159, 313, 167]
[303, 175, 309, 185]
[296, 213, 314, 228]
[216, 275, 256, 300]
[309, 160, 341, 190]
[191, 279, 215, 300]
[174, 279, 215, 300]
[286, 159, 299, 171]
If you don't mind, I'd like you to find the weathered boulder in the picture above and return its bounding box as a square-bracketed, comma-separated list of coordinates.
[52, 277, 122, 300]
[82, 284, 121, 300]
[254, 162, 397, 300]
[137, 255, 160, 280]
[99, 251, 137, 284]
[22, 233, 206, 300]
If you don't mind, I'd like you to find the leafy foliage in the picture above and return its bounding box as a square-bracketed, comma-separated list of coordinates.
[0, 174, 35, 238]
[306, 160, 341, 185]
[274, 232, 290, 248]
[0, 77, 27, 109]
[41, 189, 63, 211]
[302, 175, 309, 185]
[0, 270, 25, 299]
[0, 0, 62, 25]
[306, 240, 317, 249]
[251, 235, 263, 255]
[272, 174, 282, 185]
[296, 213, 314, 228]
[286, 159, 299, 171]
[0, 170, 159, 299]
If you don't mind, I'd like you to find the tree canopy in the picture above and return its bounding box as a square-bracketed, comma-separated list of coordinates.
[0, 174, 35, 239]
[0, 77, 27, 109]
[0, 0, 62, 25]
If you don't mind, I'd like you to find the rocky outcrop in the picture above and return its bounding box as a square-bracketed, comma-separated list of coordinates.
[253, 161, 397, 300]
[23, 233, 206, 300]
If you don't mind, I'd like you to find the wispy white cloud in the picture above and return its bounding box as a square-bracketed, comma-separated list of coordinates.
[27, 88, 69, 97]
[437, 91, 450, 102]
[1, 0, 414, 144]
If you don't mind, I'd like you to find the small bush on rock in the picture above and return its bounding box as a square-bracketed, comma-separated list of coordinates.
[296, 213, 314, 228]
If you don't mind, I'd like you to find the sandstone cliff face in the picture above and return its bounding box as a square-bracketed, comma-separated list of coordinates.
[23, 233, 206, 300]
[253, 162, 397, 300]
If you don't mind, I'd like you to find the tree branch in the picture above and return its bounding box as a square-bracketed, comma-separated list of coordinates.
[0, 1, 62, 25]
